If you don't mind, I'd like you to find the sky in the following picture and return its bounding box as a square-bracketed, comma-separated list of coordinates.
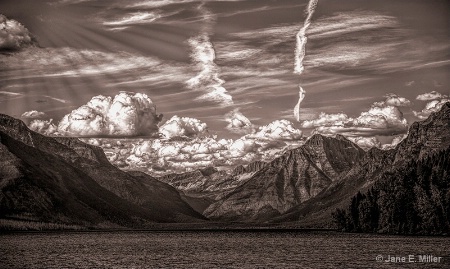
[1, 0, 449, 174]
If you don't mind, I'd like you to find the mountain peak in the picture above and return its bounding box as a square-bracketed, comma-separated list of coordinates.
[305, 133, 325, 146]
[0, 113, 35, 146]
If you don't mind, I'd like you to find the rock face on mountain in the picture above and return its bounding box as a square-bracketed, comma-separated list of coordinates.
[157, 162, 267, 213]
[273, 102, 450, 230]
[204, 135, 365, 221]
[0, 114, 206, 229]
[160, 161, 267, 197]
[394, 103, 450, 162]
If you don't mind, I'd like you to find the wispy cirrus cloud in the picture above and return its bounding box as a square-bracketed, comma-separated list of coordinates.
[224, 10, 449, 76]
[185, 3, 233, 106]
[2, 47, 190, 88]
[307, 12, 399, 40]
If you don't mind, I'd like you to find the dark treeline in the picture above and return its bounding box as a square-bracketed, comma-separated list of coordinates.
[333, 148, 450, 235]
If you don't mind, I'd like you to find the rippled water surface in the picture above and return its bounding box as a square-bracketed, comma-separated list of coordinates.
[1, 231, 449, 268]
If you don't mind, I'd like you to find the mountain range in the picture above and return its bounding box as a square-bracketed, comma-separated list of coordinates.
[0, 114, 206, 230]
[1, 103, 449, 233]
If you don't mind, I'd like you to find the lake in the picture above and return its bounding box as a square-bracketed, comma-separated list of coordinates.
[0, 231, 449, 268]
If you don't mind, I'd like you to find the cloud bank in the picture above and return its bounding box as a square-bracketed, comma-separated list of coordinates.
[305, 95, 410, 137]
[416, 91, 448, 101]
[78, 117, 303, 175]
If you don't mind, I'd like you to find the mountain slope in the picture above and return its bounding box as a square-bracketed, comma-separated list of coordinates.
[0, 114, 206, 229]
[204, 135, 365, 221]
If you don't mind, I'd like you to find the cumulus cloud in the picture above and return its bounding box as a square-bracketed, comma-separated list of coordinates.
[159, 115, 208, 139]
[21, 110, 46, 119]
[416, 91, 448, 101]
[225, 109, 254, 134]
[413, 99, 450, 120]
[381, 93, 411, 107]
[347, 136, 381, 150]
[29, 119, 59, 136]
[353, 104, 408, 130]
[58, 92, 162, 136]
[247, 120, 302, 141]
[228, 138, 259, 157]
[0, 14, 35, 51]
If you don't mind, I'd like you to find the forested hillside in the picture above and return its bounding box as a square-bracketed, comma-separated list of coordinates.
[333, 148, 450, 234]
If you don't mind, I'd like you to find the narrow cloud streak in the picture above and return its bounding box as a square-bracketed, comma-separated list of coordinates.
[294, 0, 318, 74]
[4, 48, 162, 78]
[103, 12, 161, 26]
[293, 0, 318, 121]
[294, 86, 306, 122]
